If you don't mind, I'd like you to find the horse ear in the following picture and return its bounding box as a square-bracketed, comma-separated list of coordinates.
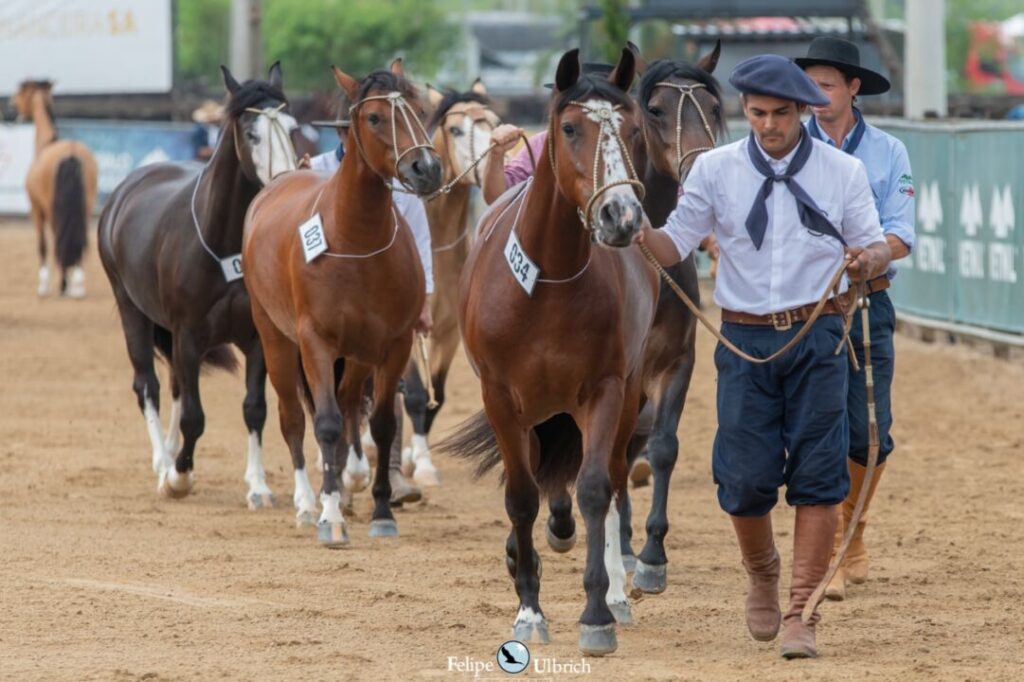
[697, 40, 721, 74]
[331, 65, 359, 100]
[426, 84, 444, 108]
[554, 49, 581, 93]
[626, 41, 649, 76]
[267, 60, 283, 89]
[220, 65, 241, 95]
[390, 57, 405, 77]
[470, 78, 488, 96]
[608, 47, 636, 92]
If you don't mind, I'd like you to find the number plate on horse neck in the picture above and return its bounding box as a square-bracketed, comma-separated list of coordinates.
[504, 229, 538, 296]
[298, 213, 328, 263]
[220, 254, 244, 282]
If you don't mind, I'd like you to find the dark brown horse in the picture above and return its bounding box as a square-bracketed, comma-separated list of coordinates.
[98, 63, 297, 502]
[619, 42, 726, 593]
[397, 80, 500, 486]
[242, 60, 442, 546]
[441, 49, 657, 655]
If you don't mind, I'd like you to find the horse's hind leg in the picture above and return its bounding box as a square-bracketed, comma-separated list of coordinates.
[159, 332, 206, 498]
[635, 353, 696, 595]
[253, 303, 315, 526]
[546, 486, 576, 553]
[111, 287, 170, 485]
[164, 375, 182, 458]
[400, 362, 440, 485]
[32, 204, 49, 297]
[241, 342, 273, 510]
[366, 349, 408, 537]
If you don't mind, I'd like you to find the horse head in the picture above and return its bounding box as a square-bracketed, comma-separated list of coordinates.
[332, 59, 443, 196]
[548, 48, 645, 249]
[426, 80, 500, 188]
[220, 61, 298, 186]
[631, 40, 724, 183]
[12, 80, 55, 123]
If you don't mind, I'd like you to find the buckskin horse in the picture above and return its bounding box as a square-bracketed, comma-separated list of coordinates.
[440, 48, 657, 655]
[12, 80, 98, 298]
[98, 63, 298, 503]
[395, 79, 500, 486]
[242, 60, 442, 546]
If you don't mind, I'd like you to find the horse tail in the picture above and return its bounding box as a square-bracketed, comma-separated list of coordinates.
[53, 155, 87, 270]
[438, 411, 582, 496]
[152, 325, 239, 374]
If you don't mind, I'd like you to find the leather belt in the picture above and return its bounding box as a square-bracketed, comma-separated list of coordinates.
[722, 297, 848, 331]
[865, 275, 890, 295]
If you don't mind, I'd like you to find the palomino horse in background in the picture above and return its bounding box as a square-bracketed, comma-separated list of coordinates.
[243, 60, 442, 546]
[441, 49, 657, 655]
[618, 42, 726, 594]
[12, 80, 98, 298]
[394, 79, 500, 486]
[98, 63, 297, 502]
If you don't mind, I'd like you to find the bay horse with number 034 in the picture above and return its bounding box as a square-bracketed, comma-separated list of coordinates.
[98, 63, 298, 502]
[440, 48, 657, 656]
[242, 60, 443, 546]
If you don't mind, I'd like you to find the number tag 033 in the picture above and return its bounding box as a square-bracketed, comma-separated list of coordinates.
[298, 213, 328, 263]
[504, 229, 539, 296]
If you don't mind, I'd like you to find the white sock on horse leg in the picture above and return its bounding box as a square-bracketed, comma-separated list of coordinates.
[164, 397, 182, 455]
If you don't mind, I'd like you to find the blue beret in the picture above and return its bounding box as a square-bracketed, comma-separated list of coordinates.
[729, 54, 829, 107]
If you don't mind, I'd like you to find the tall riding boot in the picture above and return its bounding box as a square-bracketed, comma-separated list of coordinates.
[843, 461, 886, 584]
[824, 508, 847, 601]
[780, 505, 838, 659]
[388, 396, 422, 507]
[731, 514, 782, 641]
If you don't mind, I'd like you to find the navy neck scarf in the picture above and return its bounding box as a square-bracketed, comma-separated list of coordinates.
[744, 130, 846, 249]
[807, 107, 866, 155]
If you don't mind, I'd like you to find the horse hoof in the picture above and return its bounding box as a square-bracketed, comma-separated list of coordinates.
[368, 519, 399, 538]
[609, 601, 633, 625]
[633, 560, 667, 594]
[629, 456, 652, 487]
[545, 524, 576, 553]
[413, 461, 440, 487]
[317, 520, 350, 548]
[513, 620, 550, 645]
[621, 553, 637, 574]
[246, 492, 275, 511]
[158, 469, 193, 499]
[295, 509, 317, 528]
[578, 623, 617, 656]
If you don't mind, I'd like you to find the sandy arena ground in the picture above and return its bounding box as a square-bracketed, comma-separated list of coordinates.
[1, 218, 1021, 681]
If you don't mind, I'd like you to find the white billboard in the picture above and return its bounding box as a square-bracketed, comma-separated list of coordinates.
[0, 0, 173, 96]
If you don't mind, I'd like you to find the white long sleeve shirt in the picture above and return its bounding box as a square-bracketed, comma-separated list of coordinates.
[661, 136, 883, 315]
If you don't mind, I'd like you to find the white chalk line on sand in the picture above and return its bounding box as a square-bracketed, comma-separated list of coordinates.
[34, 577, 288, 610]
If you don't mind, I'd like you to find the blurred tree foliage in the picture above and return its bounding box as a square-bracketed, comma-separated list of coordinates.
[176, 0, 231, 87]
[591, 0, 630, 64]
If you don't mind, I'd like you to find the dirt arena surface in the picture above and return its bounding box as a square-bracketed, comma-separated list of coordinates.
[1, 218, 1021, 682]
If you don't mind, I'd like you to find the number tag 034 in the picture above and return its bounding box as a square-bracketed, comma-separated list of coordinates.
[504, 229, 539, 296]
[298, 213, 328, 263]
[220, 254, 243, 282]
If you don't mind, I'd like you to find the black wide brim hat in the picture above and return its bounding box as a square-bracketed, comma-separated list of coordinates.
[544, 62, 614, 89]
[795, 36, 891, 96]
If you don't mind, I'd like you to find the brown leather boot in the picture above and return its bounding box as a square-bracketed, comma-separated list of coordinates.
[780, 505, 838, 659]
[731, 514, 781, 641]
[824, 508, 846, 601]
[843, 461, 886, 584]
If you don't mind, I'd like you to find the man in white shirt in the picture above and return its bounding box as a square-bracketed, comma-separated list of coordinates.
[638, 54, 890, 659]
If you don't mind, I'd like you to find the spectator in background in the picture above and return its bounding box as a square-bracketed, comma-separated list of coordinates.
[191, 100, 224, 161]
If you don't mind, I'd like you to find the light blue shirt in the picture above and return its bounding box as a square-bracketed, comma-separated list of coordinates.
[806, 110, 915, 278]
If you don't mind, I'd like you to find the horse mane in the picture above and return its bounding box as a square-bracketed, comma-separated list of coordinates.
[552, 74, 633, 113]
[638, 59, 726, 136]
[356, 70, 420, 102]
[428, 90, 489, 129]
[225, 80, 287, 119]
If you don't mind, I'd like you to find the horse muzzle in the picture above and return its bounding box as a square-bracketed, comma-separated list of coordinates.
[593, 194, 643, 249]
[398, 149, 443, 197]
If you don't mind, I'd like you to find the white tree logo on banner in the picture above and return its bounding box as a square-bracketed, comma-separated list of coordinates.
[915, 180, 946, 273]
[989, 184, 1017, 283]
[958, 183, 985, 279]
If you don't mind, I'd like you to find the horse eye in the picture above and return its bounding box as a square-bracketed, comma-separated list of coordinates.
[712, 104, 722, 117]
[647, 106, 663, 118]
[367, 113, 381, 125]
[449, 126, 464, 137]
[246, 131, 259, 142]
[561, 123, 575, 137]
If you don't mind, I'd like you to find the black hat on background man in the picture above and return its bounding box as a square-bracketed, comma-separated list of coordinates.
[795, 36, 891, 95]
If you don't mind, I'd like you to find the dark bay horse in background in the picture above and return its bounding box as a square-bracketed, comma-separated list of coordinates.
[12, 80, 98, 298]
[243, 61, 442, 546]
[395, 79, 499, 486]
[98, 63, 298, 502]
[619, 42, 726, 594]
[441, 49, 657, 655]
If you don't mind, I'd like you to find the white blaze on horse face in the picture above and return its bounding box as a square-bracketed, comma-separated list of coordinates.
[251, 109, 298, 185]
[604, 495, 629, 610]
[583, 100, 630, 194]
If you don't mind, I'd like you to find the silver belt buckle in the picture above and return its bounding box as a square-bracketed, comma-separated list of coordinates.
[771, 309, 793, 331]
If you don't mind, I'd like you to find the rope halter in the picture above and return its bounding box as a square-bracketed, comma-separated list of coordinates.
[348, 91, 436, 194]
[650, 81, 718, 179]
[435, 104, 498, 188]
[238, 102, 298, 182]
[548, 100, 645, 232]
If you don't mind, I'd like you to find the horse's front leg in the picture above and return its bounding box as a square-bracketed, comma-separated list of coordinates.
[576, 376, 637, 655]
[366, 341, 412, 537]
[240, 341, 273, 510]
